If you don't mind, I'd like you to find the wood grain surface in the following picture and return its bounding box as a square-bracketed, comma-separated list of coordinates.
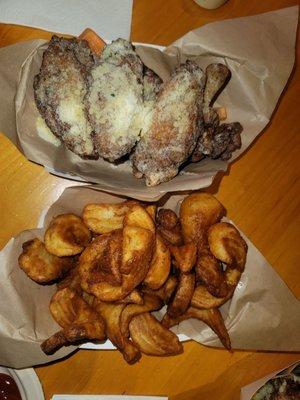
[0, 0, 299, 399]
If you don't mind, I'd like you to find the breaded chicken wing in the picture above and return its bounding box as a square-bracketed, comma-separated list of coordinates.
[131, 60, 206, 186]
[34, 36, 98, 158]
[85, 39, 145, 162]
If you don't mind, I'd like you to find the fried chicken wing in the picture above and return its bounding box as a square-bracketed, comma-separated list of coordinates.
[85, 39, 145, 161]
[192, 63, 243, 162]
[34, 36, 98, 158]
[132, 60, 206, 186]
[143, 66, 162, 102]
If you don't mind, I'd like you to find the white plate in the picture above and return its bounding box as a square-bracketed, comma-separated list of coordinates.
[0, 366, 44, 400]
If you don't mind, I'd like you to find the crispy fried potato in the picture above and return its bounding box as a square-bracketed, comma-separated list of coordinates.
[41, 319, 106, 354]
[120, 294, 163, 337]
[79, 230, 123, 296]
[162, 307, 231, 350]
[208, 222, 247, 271]
[142, 275, 178, 303]
[82, 226, 154, 301]
[41, 287, 106, 354]
[18, 238, 75, 283]
[129, 313, 183, 356]
[145, 204, 157, 221]
[195, 247, 228, 298]
[117, 289, 144, 305]
[82, 201, 137, 234]
[124, 205, 156, 234]
[157, 209, 178, 230]
[45, 214, 91, 257]
[169, 243, 197, 273]
[57, 265, 81, 293]
[167, 273, 195, 317]
[191, 285, 233, 309]
[95, 300, 141, 364]
[50, 287, 92, 327]
[157, 208, 183, 246]
[180, 193, 225, 245]
[121, 225, 154, 275]
[143, 234, 171, 289]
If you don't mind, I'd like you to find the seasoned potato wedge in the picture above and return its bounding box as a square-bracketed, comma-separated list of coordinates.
[167, 273, 195, 317]
[208, 222, 247, 270]
[117, 289, 144, 305]
[129, 313, 183, 356]
[162, 307, 231, 350]
[121, 225, 154, 275]
[142, 275, 178, 303]
[120, 294, 163, 337]
[179, 193, 225, 245]
[82, 201, 137, 234]
[124, 204, 156, 234]
[79, 230, 123, 295]
[143, 234, 171, 289]
[191, 285, 233, 309]
[95, 300, 141, 364]
[45, 214, 91, 256]
[145, 204, 157, 221]
[18, 238, 74, 283]
[169, 243, 197, 273]
[41, 287, 106, 354]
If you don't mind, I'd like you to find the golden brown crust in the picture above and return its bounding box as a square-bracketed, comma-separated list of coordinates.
[167, 272, 195, 317]
[94, 300, 141, 364]
[162, 307, 231, 350]
[45, 214, 91, 257]
[129, 313, 183, 356]
[18, 238, 75, 283]
[143, 234, 171, 290]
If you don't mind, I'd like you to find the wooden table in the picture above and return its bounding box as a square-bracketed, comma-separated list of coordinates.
[0, 0, 299, 399]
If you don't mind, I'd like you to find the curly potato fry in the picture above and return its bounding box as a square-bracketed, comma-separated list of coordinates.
[45, 214, 91, 256]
